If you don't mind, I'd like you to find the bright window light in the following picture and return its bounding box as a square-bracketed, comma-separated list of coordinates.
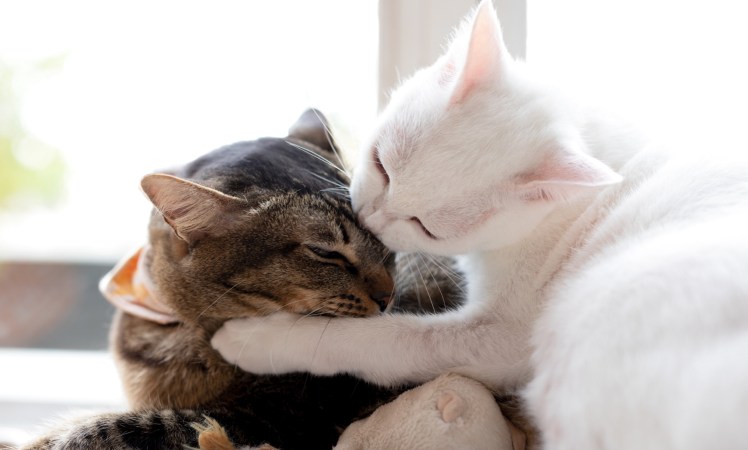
[0, 0, 378, 262]
[528, 0, 748, 156]
[0, 1, 378, 441]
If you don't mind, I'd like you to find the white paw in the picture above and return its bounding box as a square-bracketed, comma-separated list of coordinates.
[211, 313, 326, 374]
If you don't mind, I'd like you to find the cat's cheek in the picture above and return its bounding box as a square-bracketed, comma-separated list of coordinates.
[349, 176, 367, 214]
[350, 169, 381, 215]
[377, 226, 420, 253]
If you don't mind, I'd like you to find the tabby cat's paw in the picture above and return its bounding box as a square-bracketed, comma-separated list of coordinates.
[212, 313, 327, 374]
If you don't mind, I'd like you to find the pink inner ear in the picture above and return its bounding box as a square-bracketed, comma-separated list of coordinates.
[526, 158, 579, 184]
[515, 150, 622, 202]
[523, 150, 622, 187]
[449, 0, 506, 105]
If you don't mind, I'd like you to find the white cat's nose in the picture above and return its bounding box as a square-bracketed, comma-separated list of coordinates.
[356, 204, 373, 225]
[359, 208, 388, 234]
[357, 211, 373, 230]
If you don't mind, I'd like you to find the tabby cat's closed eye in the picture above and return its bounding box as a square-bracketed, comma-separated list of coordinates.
[306, 244, 346, 261]
[305, 244, 358, 275]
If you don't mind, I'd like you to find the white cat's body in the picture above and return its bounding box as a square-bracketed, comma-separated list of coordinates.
[213, 2, 748, 448]
[526, 152, 748, 449]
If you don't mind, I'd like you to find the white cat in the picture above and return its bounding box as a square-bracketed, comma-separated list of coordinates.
[213, 1, 748, 448]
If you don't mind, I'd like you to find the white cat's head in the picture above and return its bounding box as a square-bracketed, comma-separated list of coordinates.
[351, 0, 621, 255]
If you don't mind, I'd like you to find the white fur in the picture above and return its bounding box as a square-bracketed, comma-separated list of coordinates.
[213, 2, 748, 448]
[334, 373, 517, 450]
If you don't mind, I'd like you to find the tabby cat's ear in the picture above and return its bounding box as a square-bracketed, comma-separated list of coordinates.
[449, 0, 508, 105]
[287, 108, 337, 154]
[141, 174, 245, 243]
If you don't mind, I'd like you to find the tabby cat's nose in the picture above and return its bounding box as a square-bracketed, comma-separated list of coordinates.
[371, 291, 392, 312]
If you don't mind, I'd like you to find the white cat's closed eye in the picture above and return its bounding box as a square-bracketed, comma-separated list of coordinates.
[372, 147, 390, 184]
[410, 217, 437, 239]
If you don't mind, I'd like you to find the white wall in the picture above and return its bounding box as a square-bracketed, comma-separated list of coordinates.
[378, 0, 527, 109]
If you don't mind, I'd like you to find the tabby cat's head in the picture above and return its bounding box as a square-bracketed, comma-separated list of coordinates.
[108, 110, 395, 327]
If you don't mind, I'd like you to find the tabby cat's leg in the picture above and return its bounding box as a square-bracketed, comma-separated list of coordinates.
[21, 409, 204, 450]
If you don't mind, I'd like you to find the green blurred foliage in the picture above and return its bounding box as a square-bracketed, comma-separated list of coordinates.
[0, 57, 66, 209]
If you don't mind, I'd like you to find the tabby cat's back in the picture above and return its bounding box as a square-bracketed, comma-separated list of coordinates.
[23, 110, 403, 450]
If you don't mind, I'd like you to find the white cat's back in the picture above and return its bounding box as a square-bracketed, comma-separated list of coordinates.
[527, 151, 748, 450]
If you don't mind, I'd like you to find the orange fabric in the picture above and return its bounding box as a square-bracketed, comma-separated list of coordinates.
[99, 246, 178, 324]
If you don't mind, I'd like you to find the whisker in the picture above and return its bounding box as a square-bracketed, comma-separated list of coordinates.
[424, 253, 466, 295]
[302, 169, 349, 189]
[379, 248, 392, 266]
[320, 188, 351, 197]
[412, 253, 436, 314]
[310, 306, 340, 367]
[319, 186, 351, 193]
[406, 257, 424, 312]
[387, 270, 397, 314]
[303, 306, 328, 317]
[197, 282, 240, 319]
[281, 297, 325, 312]
[285, 140, 348, 177]
[281, 297, 344, 318]
[416, 252, 448, 311]
[319, 185, 350, 192]
[233, 325, 253, 374]
[308, 108, 351, 178]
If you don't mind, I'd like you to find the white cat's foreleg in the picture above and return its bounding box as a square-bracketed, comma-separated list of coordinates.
[213, 309, 530, 389]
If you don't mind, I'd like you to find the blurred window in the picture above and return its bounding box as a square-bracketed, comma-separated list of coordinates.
[528, 0, 748, 154]
[2, 0, 746, 444]
[0, 0, 378, 442]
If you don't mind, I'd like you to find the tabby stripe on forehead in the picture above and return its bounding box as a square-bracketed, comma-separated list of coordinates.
[337, 220, 350, 244]
[320, 196, 357, 225]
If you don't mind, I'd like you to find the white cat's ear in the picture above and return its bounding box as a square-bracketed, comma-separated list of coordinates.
[449, 0, 508, 105]
[141, 174, 245, 242]
[516, 149, 623, 202]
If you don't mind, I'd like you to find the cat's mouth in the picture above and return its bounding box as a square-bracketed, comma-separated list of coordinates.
[100, 246, 180, 325]
[282, 291, 387, 318]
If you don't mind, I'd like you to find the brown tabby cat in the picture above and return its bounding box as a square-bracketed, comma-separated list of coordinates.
[21, 110, 438, 450]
